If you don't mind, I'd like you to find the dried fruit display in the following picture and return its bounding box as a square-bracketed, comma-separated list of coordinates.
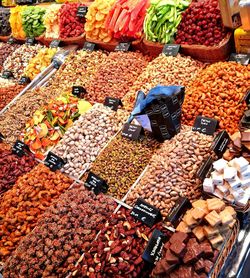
[59, 3, 85, 38]
[21, 6, 46, 38]
[86, 51, 150, 104]
[0, 87, 61, 145]
[3, 44, 43, 79]
[4, 187, 116, 277]
[24, 47, 58, 80]
[176, 0, 227, 46]
[0, 163, 73, 261]
[85, 0, 115, 42]
[123, 54, 203, 111]
[43, 4, 61, 39]
[0, 43, 20, 71]
[82, 133, 159, 199]
[182, 62, 250, 134]
[126, 127, 214, 217]
[53, 104, 129, 178]
[0, 146, 37, 194]
[74, 207, 171, 277]
[0, 77, 15, 88]
[9, 5, 26, 39]
[0, 8, 11, 36]
[105, 0, 149, 40]
[144, 0, 190, 43]
[21, 93, 92, 159]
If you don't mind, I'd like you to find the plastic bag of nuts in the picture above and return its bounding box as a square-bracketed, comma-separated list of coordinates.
[85, 51, 151, 104]
[0, 163, 73, 261]
[0, 144, 37, 194]
[73, 206, 171, 278]
[82, 133, 160, 200]
[52, 104, 129, 178]
[123, 54, 203, 111]
[4, 187, 116, 277]
[126, 127, 215, 217]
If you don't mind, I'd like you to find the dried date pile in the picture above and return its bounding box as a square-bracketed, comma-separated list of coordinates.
[0, 164, 72, 261]
[4, 188, 116, 277]
[0, 145, 37, 193]
[74, 207, 171, 278]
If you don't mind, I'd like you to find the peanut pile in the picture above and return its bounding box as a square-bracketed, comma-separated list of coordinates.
[126, 127, 214, 217]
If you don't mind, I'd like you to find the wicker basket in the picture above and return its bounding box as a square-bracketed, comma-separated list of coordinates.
[142, 38, 164, 57]
[180, 32, 233, 63]
[0, 36, 10, 42]
[37, 34, 86, 47]
[210, 219, 240, 278]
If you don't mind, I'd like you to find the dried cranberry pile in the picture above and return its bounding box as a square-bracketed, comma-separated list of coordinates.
[175, 0, 227, 46]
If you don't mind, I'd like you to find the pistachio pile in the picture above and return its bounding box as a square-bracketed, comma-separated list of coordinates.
[53, 104, 129, 178]
[82, 133, 159, 199]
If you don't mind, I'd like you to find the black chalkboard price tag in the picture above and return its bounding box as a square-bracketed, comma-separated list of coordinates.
[50, 40, 61, 48]
[122, 123, 143, 140]
[84, 172, 108, 195]
[7, 37, 17, 44]
[83, 42, 95, 52]
[142, 229, 167, 265]
[166, 197, 191, 227]
[26, 37, 36, 45]
[130, 198, 162, 227]
[192, 116, 218, 135]
[18, 76, 31, 85]
[229, 53, 250, 65]
[115, 42, 131, 52]
[196, 155, 214, 181]
[162, 44, 180, 56]
[77, 6, 88, 17]
[12, 140, 29, 157]
[72, 86, 86, 98]
[104, 97, 123, 111]
[210, 130, 230, 157]
[44, 151, 66, 171]
[2, 70, 14, 79]
[0, 132, 4, 143]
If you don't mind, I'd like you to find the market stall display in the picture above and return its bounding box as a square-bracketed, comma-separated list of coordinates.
[123, 54, 203, 110]
[3, 187, 116, 277]
[0, 0, 248, 276]
[0, 163, 73, 261]
[52, 104, 129, 178]
[20, 93, 92, 159]
[182, 61, 250, 134]
[0, 144, 37, 194]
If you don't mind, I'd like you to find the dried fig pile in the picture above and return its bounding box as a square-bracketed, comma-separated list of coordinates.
[4, 187, 116, 277]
